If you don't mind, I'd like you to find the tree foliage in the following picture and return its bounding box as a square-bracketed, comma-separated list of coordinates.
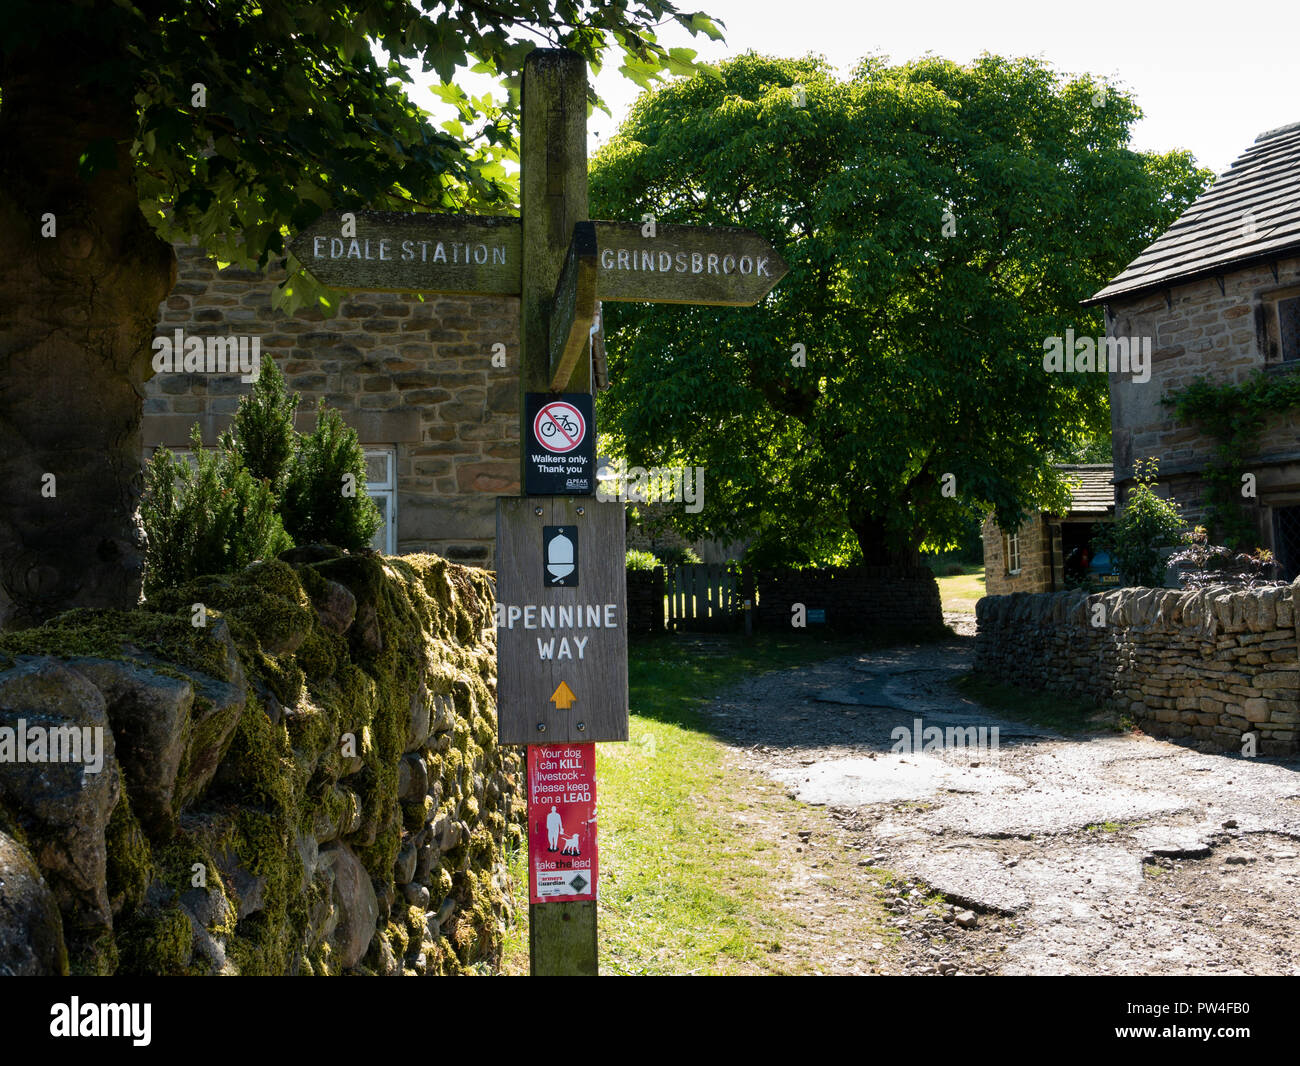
[589, 53, 1211, 566]
[0, 0, 725, 312]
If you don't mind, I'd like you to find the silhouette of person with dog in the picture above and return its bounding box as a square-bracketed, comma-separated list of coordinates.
[546, 806, 562, 852]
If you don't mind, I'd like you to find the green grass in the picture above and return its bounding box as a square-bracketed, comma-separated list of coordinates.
[501, 633, 893, 975]
[952, 672, 1132, 736]
[931, 563, 985, 615]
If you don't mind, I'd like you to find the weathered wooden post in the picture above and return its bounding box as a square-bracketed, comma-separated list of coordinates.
[512, 47, 601, 978]
[291, 45, 788, 977]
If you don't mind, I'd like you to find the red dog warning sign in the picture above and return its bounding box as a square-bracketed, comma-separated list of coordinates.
[527, 743, 597, 903]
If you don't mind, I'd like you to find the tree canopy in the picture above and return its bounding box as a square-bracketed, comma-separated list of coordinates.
[590, 53, 1211, 566]
[2, 0, 723, 310]
[0, 1, 723, 624]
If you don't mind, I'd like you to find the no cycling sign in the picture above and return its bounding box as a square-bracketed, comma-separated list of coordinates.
[525, 392, 595, 495]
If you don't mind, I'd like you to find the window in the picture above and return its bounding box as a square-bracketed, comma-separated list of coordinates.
[1263, 289, 1300, 364]
[1004, 530, 1021, 574]
[1279, 296, 1300, 363]
[1272, 505, 1300, 581]
[364, 447, 397, 555]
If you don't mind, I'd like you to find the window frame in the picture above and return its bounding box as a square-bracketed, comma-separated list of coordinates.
[1004, 530, 1022, 575]
[1261, 284, 1300, 365]
[363, 447, 397, 556]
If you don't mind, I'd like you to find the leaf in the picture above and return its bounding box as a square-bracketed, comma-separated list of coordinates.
[424, 19, 469, 84]
[687, 13, 726, 41]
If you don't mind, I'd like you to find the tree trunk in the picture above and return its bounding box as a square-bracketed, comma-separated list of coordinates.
[849, 509, 921, 569]
[0, 36, 175, 627]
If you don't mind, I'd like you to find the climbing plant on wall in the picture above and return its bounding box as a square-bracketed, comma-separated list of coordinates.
[1164, 370, 1300, 548]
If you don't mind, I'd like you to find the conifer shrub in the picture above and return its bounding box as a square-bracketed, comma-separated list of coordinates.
[141, 361, 382, 597]
[141, 425, 292, 597]
[280, 401, 383, 552]
[224, 357, 299, 492]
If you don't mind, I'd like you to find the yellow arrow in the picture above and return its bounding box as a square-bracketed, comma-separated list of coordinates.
[549, 681, 576, 710]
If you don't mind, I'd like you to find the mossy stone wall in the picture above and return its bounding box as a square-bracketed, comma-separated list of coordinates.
[0, 551, 524, 975]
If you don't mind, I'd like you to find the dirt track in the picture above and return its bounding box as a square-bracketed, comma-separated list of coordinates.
[704, 625, 1300, 976]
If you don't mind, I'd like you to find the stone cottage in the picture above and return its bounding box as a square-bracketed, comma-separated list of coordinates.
[145, 244, 521, 565]
[982, 464, 1115, 594]
[1085, 119, 1300, 578]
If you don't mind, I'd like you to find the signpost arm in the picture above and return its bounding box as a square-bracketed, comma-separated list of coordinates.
[520, 46, 598, 978]
[548, 221, 598, 392]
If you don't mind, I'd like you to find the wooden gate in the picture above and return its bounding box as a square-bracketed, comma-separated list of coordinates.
[666, 563, 740, 631]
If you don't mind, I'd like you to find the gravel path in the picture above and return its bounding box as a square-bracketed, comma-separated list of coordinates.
[704, 624, 1300, 976]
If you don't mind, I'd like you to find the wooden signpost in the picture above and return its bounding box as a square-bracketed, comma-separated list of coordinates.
[289, 211, 521, 295]
[290, 47, 787, 977]
[592, 221, 787, 306]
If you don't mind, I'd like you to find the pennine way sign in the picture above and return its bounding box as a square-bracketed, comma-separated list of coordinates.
[496, 496, 627, 745]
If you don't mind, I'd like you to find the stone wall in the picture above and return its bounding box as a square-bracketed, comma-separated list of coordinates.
[145, 244, 521, 566]
[1107, 253, 1300, 539]
[974, 585, 1300, 756]
[753, 567, 944, 633]
[0, 551, 524, 975]
[626, 568, 665, 635]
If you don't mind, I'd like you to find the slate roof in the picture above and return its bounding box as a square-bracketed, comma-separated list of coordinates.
[1085, 120, 1300, 305]
[1056, 464, 1114, 515]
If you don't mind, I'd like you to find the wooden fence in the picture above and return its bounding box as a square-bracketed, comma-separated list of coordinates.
[666, 563, 741, 631]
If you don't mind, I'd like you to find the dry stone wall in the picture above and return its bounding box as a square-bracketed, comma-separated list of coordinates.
[0, 551, 523, 975]
[975, 585, 1300, 756]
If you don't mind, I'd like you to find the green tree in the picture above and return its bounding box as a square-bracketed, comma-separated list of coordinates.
[590, 54, 1210, 568]
[281, 402, 383, 551]
[0, 1, 723, 626]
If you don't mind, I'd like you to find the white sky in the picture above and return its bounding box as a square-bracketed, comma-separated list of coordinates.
[412, 0, 1300, 178]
